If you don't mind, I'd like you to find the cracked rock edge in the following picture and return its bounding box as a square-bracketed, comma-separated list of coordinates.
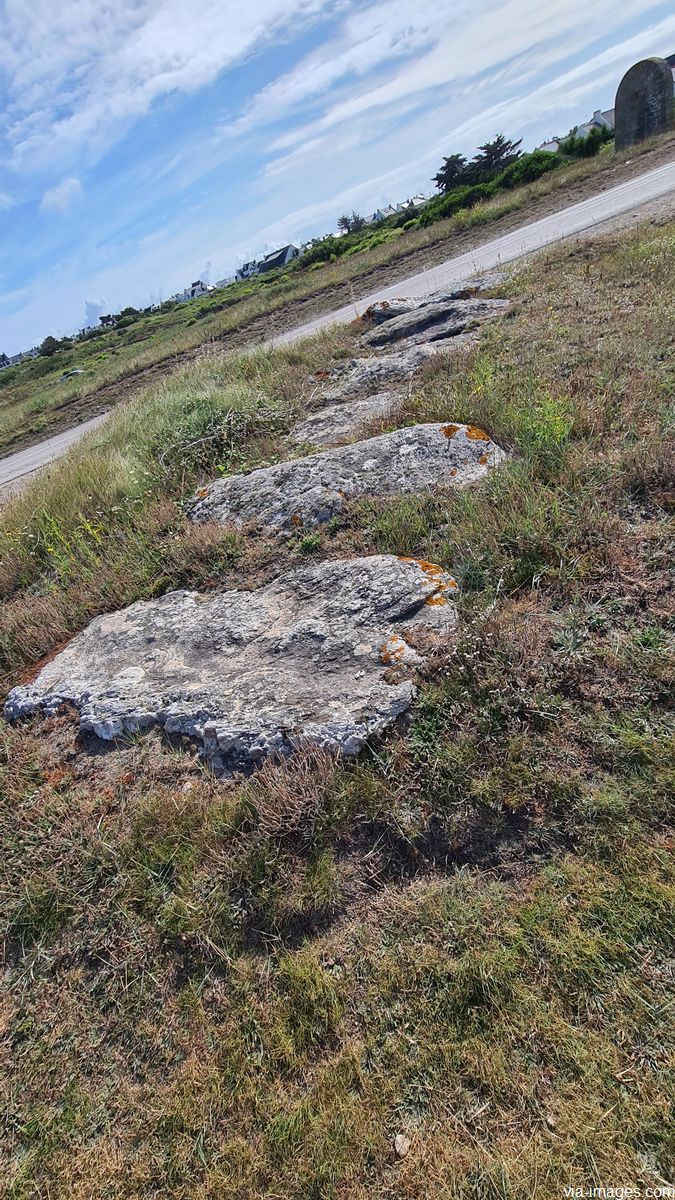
[5, 555, 459, 774]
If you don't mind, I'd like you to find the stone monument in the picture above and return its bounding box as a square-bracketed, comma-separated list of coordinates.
[614, 57, 674, 152]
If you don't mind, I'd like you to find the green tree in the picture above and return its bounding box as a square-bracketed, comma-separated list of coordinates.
[433, 153, 468, 192]
[38, 335, 62, 357]
[466, 133, 522, 183]
[337, 211, 366, 234]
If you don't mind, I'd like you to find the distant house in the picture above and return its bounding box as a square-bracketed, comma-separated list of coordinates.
[395, 195, 428, 213]
[575, 108, 615, 138]
[539, 106, 615, 153]
[257, 244, 301, 274]
[235, 259, 259, 282]
[214, 276, 235, 289]
[0, 353, 10, 370]
[188, 279, 214, 299]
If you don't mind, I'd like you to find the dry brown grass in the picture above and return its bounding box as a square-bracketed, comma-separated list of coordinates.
[1, 219, 674, 1198]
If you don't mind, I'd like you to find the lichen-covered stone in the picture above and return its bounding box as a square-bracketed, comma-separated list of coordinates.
[320, 344, 448, 402]
[4, 556, 459, 773]
[292, 391, 397, 447]
[360, 296, 509, 349]
[360, 274, 507, 327]
[188, 422, 505, 532]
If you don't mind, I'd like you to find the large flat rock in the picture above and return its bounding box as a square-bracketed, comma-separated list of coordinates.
[5, 556, 459, 773]
[360, 274, 506, 326]
[320, 345, 446, 402]
[292, 391, 397, 447]
[188, 422, 506, 532]
[360, 296, 509, 349]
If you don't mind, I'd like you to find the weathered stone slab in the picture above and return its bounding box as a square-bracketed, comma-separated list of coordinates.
[5, 556, 459, 772]
[292, 391, 397, 447]
[320, 344, 448, 402]
[188, 422, 505, 532]
[360, 297, 509, 349]
[361, 273, 507, 326]
[615, 58, 674, 152]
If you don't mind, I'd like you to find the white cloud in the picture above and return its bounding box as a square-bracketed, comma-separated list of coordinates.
[0, 191, 15, 210]
[1, 0, 341, 172]
[40, 176, 83, 214]
[84, 296, 107, 326]
[229, 0, 459, 134]
[260, 0, 668, 162]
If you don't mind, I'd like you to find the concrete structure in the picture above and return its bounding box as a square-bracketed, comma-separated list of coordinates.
[615, 57, 675, 152]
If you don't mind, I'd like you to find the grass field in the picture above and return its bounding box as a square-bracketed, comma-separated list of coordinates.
[2, 129, 675, 458]
[0, 217, 673, 1198]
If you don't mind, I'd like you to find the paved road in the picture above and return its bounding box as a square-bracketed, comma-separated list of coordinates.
[0, 414, 107, 497]
[3, 155, 675, 496]
[271, 157, 675, 345]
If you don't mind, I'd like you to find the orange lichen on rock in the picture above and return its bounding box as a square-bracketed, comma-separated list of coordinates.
[381, 635, 408, 664]
[196, 486, 210, 499]
[291, 511, 303, 528]
[441, 423, 490, 442]
[398, 557, 458, 606]
[478, 452, 489, 464]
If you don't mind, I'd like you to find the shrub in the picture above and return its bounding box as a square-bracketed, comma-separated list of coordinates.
[497, 149, 560, 188]
[558, 125, 614, 159]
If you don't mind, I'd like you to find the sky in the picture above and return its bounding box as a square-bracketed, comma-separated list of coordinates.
[1, 0, 675, 353]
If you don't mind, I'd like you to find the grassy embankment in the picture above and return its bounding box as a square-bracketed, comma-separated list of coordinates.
[2, 130, 674, 457]
[0, 220, 673, 1197]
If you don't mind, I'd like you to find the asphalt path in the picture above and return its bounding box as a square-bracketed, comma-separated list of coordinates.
[3, 155, 675, 496]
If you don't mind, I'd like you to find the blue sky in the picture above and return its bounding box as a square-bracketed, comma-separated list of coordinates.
[1, 0, 675, 353]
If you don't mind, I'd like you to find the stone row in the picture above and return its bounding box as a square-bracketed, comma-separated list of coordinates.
[5, 280, 510, 773]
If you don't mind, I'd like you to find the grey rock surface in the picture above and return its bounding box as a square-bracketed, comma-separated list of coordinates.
[188, 422, 505, 532]
[360, 297, 509, 349]
[361, 273, 507, 326]
[292, 391, 397, 447]
[320, 344, 447, 402]
[5, 556, 459, 772]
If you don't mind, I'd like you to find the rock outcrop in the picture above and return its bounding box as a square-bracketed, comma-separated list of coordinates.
[320, 345, 446, 402]
[360, 297, 509, 349]
[291, 391, 397, 447]
[360, 274, 506, 328]
[5, 556, 459, 773]
[188, 422, 505, 532]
